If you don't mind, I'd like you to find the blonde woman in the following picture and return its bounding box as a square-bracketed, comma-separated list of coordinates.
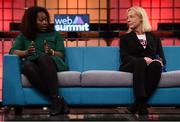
[119, 6, 166, 117]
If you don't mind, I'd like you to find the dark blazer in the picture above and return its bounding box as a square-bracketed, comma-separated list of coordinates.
[119, 31, 166, 71]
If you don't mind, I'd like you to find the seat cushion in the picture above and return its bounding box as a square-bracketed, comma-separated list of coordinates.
[81, 70, 180, 87]
[22, 71, 81, 87]
[81, 70, 133, 87]
[159, 70, 180, 87]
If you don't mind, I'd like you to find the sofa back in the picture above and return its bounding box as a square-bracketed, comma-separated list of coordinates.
[65, 46, 180, 72]
[65, 47, 119, 72]
[163, 46, 180, 71]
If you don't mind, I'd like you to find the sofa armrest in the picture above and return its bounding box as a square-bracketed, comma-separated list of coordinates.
[2, 54, 25, 105]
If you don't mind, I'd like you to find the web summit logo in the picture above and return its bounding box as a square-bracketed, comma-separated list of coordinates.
[54, 14, 89, 32]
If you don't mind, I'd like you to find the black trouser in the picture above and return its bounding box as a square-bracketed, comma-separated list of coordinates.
[121, 58, 162, 103]
[22, 54, 59, 99]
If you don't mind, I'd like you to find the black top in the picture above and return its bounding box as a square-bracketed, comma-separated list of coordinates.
[119, 31, 166, 70]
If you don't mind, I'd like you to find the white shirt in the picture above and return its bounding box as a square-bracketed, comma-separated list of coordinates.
[137, 34, 147, 49]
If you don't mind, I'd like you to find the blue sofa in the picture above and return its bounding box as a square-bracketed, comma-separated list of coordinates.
[2, 46, 180, 107]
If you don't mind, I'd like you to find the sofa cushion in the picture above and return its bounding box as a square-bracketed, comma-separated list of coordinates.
[81, 70, 180, 87]
[159, 70, 180, 87]
[22, 71, 81, 87]
[81, 70, 133, 87]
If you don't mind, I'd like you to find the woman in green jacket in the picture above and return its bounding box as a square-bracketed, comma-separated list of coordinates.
[10, 6, 69, 116]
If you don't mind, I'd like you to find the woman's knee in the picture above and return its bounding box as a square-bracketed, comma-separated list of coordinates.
[149, 61, 162, 69]
[38, 54, 52, 64]
[23, 61, 38, 73]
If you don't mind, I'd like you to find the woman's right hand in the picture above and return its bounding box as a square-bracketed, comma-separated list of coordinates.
[144, 57, 153, 65]
[25, 45, 36, 56]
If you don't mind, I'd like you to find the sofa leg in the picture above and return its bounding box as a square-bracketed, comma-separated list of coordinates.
[14, 106, 23, 115]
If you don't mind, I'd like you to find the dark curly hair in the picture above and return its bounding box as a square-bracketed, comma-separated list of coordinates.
[20, 6, 53, 40]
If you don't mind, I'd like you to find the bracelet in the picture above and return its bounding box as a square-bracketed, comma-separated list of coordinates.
[51, 49, 55, 56]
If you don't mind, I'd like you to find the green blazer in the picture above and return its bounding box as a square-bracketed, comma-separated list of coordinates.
[10, 31, 68, 72]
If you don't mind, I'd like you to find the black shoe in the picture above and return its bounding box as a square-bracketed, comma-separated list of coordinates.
[138, 103, 148, 115]
[138, 114, 149, 121]
[138, 107, 148, 115]
[61, 97, 70, 114]
[125, 107, 138, 121]
[137, 105, 149, 121]
[50, 96, 63, 116]
[50, 108, 61, 116]
[125, 112, 138, 121]
[127, 102, 139, 114]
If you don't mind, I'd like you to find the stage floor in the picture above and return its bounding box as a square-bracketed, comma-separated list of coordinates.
[1, 106, 180, 121]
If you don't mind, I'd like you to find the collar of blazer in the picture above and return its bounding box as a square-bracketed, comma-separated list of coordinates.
[129, 31, 153, 48]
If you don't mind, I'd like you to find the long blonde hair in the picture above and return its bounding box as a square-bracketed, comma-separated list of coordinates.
[127, 6, 151, 33]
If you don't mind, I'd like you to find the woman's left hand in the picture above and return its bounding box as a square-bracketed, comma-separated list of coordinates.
[153, 59, 163, 67]
[44, 42, 55, 55]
